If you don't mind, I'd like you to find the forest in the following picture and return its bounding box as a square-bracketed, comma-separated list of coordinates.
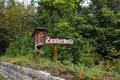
[0, 0, 120, 80]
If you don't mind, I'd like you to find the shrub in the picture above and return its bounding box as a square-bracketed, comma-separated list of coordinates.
[6, 32, 34, 57]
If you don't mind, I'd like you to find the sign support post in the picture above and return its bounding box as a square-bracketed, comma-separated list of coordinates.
[54, 44, 57, 62]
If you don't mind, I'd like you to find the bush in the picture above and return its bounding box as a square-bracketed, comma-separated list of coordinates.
[6, 32, 34, 57]
[0, 28, 12, 56]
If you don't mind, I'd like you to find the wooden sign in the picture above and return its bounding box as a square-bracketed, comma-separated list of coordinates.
[45, 37, 73, 44]
[32, 27, 73, 61]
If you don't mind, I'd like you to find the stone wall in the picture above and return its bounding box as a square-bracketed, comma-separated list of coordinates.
[0, 62, 65, 80]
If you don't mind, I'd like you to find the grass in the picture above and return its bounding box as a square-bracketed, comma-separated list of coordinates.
[0, 75, 5, 80]
[0, 54, 120, 80]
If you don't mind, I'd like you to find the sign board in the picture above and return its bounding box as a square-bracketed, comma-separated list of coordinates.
[45, 37, 73, 44]
[32, 27, 73, 61]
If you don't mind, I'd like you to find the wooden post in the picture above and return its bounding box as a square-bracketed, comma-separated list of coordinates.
[34, 32, 40, 58]
[54, 44, 57, 62]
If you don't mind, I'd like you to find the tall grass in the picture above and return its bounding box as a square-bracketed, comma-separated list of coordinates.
[0, 54, 119, 80]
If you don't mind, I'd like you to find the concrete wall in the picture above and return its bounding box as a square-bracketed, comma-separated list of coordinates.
[0, 62, 65, 80]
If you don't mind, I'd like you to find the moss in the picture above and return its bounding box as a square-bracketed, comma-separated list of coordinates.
[0, 75, 5, 80]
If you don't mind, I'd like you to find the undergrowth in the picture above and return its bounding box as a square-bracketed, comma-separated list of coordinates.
[0, 54, 120, 80]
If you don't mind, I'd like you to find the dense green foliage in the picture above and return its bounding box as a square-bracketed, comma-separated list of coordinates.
[37, 0, 120, 64]
[0, 0, 120, 64]
[0, 0, 36, 56]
